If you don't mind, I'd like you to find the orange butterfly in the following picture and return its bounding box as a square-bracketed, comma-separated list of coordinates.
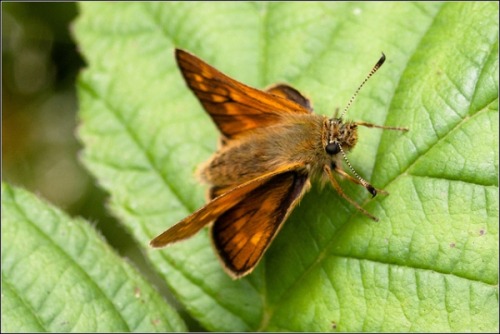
[150, 49, 407, 278]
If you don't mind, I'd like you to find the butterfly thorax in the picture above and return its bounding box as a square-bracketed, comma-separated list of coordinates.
[198, 114, 358, 191]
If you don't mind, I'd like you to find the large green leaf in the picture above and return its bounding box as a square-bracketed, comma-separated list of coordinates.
[1, 183, 187, 332]
[73, 2, 498, 331]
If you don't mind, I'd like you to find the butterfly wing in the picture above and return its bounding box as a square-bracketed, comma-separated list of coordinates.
[150, 162, 307, 248]
[215, 84, 313, 148]
[211, 170, 310, 278]
[175, 49, 311, 139]
[266, 84, 313, 112]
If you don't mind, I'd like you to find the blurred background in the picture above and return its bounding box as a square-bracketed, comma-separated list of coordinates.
[2, 2, 127, 245]
[2, 2, 138, 264]
[2, 2, 200, 329]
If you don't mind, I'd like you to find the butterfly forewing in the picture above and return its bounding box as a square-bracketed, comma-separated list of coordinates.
[211, 171, 309, 277]
[150, 162, 306, 248]
[175, 49, 311, 139]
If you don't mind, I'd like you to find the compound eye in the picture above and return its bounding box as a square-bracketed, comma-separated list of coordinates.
[325, 142, 340, 155]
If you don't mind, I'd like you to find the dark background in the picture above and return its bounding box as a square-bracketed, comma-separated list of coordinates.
[2, 2, 201, 330]
[2, 2, 132, 252]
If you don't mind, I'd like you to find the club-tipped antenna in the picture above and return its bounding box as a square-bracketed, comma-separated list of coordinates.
[338, 142, 376, 196]
[338, 53, 386, 120]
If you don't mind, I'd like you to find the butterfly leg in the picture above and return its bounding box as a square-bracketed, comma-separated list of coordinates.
[332, 165, 388, 196]
[323, 165, 379, 222]
[355, 121, 408, 132]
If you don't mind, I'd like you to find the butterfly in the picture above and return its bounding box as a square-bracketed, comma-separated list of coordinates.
[150, 49, 407, 278]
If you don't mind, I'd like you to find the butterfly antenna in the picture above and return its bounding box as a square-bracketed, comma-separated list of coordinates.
[338, 143, 376, 196]
[338, 53, 386, 120]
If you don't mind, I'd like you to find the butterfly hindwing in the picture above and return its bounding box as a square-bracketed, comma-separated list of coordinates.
[266, 84, 313, 112]
[211, 170, 310, 277]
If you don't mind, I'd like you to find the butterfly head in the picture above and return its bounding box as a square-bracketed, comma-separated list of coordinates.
[325, 118, 358, 156]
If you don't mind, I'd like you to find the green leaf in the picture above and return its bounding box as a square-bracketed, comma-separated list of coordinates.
[1, 183, 187, 332]
[73, 2, 498, 332]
